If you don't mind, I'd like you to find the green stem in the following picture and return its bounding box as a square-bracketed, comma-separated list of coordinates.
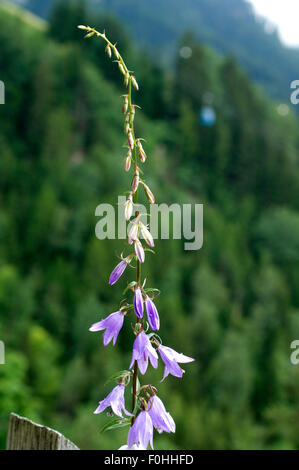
[129, 74, 141, 424]
[84, 25, 142, 426]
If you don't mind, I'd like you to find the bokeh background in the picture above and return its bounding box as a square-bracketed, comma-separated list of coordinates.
[1, 0, 299, 450]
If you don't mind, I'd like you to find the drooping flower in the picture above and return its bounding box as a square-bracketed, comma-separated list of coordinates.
[133, 287, 144, 318]
[145, 297, 160, 331]
[109, 258, 130, 285]
[136, 139, 147, 163]
[89, 311, 124, 346]
[127, 411, 153, 450]
[157, 345, 194, 381]
[148, 395, 175, 434]
[140, 222, 154, 248]
[94, 384, 133, 418]
[142, 182, 155, 204]
[128, 218, 139, 245]
[129, 331, 158, 375]
[134, 239, 145, 263]
[131, 76, 139, 91]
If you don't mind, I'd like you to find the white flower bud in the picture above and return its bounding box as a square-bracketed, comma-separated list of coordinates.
[128, 130, 135, 150]
[125, 194, 133, 221]
[134, 239, 145, 264]
[131, 76, 139, 91]
[140, 222, 154, 248]
[131, 171, 140, 193]
[77, 25, 88, 30]
[128, 219, 139, 244]
[118, 61, 126, 76]
[105, 43, 112, 58]
[124, 150, 132, 172]
[142, 182, 155, 204]
[84, 31, 95, 38]
[137, 140, 147, 163]
[113, 45, 120, 59]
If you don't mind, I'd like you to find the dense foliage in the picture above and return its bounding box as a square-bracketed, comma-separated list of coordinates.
[1, 1, 299, 450]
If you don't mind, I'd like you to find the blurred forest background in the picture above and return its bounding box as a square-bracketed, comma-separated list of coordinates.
[1, 0, 299, 450]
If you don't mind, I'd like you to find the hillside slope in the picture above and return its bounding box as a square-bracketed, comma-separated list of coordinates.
[8, 0, 299, 104]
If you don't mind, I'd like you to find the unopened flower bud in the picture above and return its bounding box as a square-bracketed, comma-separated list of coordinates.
[112, 45, 120, 59]
[128, 219, 139, 244]
[131, 171, 140, 193]
[124, 150, 132, 172]
[128, 130, 135, 150]
[140, 222, 154, 248]
[118, 61, 126, 76]
[125, 194, 133, 221]
[122, 95, 129, 114]
[85, 31, 95, 38]
[142, 182, 155, 204]
[105, 43, 112, 58]
[134, 239, 145, 264]
[78, 25, 88, 30]
[131, 76, 139, 91]
[137, 139, 147, 163]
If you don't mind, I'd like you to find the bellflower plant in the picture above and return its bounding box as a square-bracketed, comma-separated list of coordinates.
[78, 24, 195, 449]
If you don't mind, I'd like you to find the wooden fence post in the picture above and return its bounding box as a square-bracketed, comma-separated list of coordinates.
[6, 413, 79, 450]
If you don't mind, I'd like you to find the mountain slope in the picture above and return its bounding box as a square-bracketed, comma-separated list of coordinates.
[9, 0, 299, 105]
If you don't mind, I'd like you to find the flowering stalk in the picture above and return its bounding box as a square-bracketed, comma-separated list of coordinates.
[78, 24, 194, 449]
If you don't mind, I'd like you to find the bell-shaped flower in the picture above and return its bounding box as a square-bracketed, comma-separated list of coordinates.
[129, 331, 158, 375]
[148, 395, 175, 434]
[109, 258, 130, 285]
[89, 311, 124, 346]
[158, 344, 194, 381]
[127, 411, 154, 450]
[145, 297, 160, 331]
[134, 287, 144, 318]
[94, 384, 133, 418]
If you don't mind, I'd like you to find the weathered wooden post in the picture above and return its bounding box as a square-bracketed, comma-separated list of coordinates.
[6, 413, 79, 450]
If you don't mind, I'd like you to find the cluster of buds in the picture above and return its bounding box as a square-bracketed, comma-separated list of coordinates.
[79, 25, 194, 449]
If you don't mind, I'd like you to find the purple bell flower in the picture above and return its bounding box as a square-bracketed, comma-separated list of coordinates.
[129, 331, 158, 375]
[94, 384, 133, 418]
[158, 344, 194, 381]
[109, 259, 129, 286]
[134, 288, 144, 319]
[145, 297, 160, 331]
[148, 395, 175, 434]
[127, 411, 154, 450]
[89, 311, 124, 346]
